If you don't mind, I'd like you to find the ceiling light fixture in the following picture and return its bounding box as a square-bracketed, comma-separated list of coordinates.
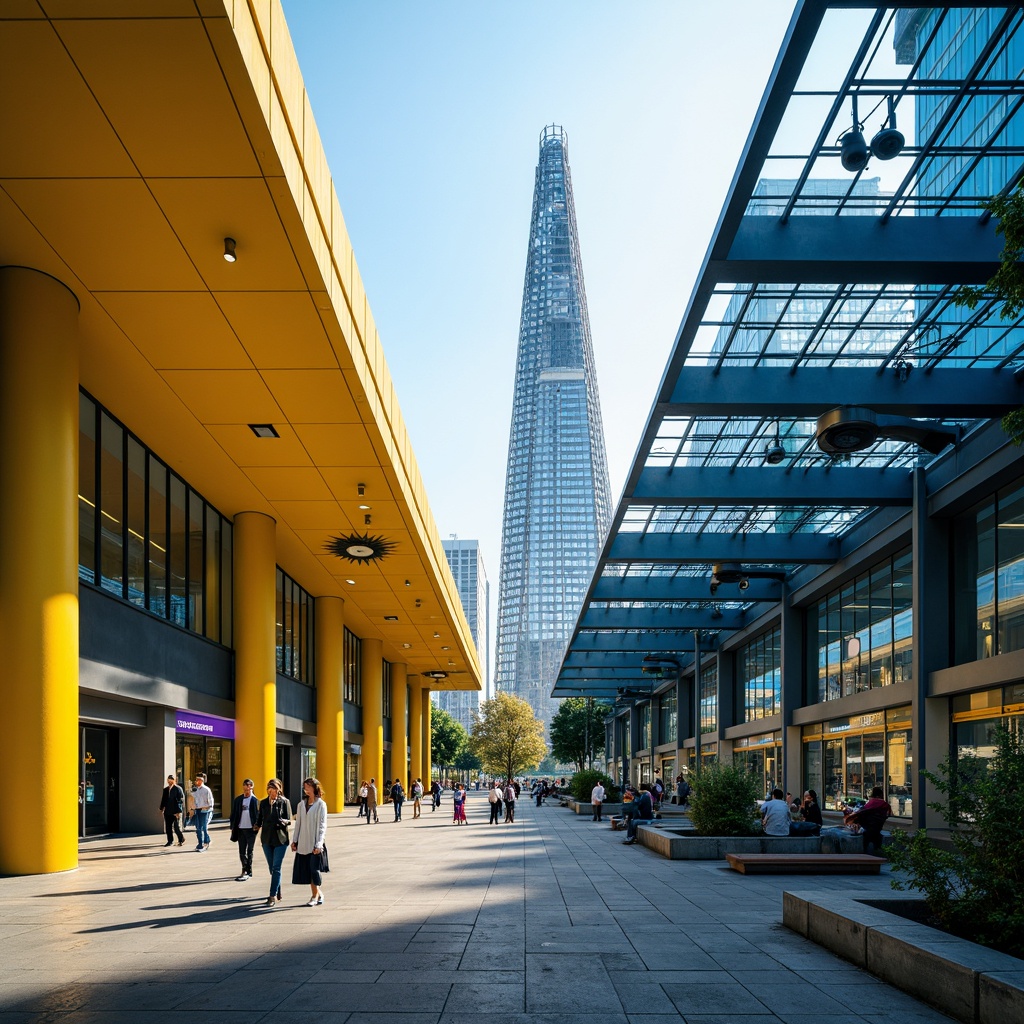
[345, 579, 356, 585]
[839, 95, 869, 173]
[441, 646, 450, 651]
[764, 421, 786, 465]
[325, 532, 397, 562]
[358, 504, 371, 510]
[433, 632, 441, 638]
[364, 514, 372, 525]
[425, 670, 448, 680]
[357, 483, 365, 496]
[223, 237, 237, 262]
[249, 423, 279, 439]
[384, 615, 399, 622]
[404, 579, 411, 587]
[870, 95, 905, 161]
[815, 407, 957, 455]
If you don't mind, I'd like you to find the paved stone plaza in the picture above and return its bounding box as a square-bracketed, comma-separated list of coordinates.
[0, 793, 951, 1023]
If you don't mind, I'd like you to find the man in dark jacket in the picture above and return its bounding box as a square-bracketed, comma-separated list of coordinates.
[229, 778, 260, 880]
[390, 780, 405, 821]
[159, 775, 185, 847]
[622, 785, 654, 845]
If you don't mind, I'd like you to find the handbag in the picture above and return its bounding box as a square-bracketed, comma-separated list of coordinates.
[229, 827, 239, 843]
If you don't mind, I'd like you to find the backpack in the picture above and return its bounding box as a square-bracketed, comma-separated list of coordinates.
[391, 783, 402, 801]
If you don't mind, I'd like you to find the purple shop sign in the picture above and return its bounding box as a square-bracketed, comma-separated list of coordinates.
[175, 710, 235, 740]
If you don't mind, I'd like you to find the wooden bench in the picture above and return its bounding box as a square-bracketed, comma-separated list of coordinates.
[725, 853, 885, 875]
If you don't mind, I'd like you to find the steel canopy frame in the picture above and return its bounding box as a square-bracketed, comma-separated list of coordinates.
[553, 2, 1024, 698]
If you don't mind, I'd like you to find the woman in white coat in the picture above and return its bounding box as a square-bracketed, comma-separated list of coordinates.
[290, 777, 328, 906]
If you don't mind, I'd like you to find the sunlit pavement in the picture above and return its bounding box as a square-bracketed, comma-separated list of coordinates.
[0, 792, 952, 1023]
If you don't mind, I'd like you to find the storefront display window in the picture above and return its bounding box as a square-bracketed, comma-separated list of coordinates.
[803, 707, 910, 815]
[734, 731, 781, 797]
[739, 627, 781, 721]
[815, 549, 912, 703]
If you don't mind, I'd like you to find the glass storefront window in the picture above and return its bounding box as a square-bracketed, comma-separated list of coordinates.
[740, 627, 781, 721]
[700, 662, 718, 734]
[998, 484, 1024, 655]
[277, 568, 315, 685]
[79, 392, 233, 646]
[99, 412, 124, 597]
[659, 689, 677, 743]
[814, 549, 913, 705]
[79, 398, 97, 585]
[344, 628, 361, 703]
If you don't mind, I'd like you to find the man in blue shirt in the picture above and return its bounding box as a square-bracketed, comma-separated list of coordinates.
[191, 773, 215, 851]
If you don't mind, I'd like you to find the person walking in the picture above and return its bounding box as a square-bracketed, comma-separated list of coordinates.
[591, 780, 606, 822]
[503, 780, 516, 823]
[191, 773, 214, 851]
[411, 778, 423, 818]
[291, 777, 328, 906]
[390, 779, 405, 821]
[365, 778, 379, 824]
[159, 774, 185, 847]
[488, 781, 502, 824]
[430, 780, 441, 811]
[357, 780, 368, 819]
[255, 779, 292, 908]
[452, 783, 467, 824]
[229, 778, 259, 880]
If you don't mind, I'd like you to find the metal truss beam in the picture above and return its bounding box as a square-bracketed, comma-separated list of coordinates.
[665, 367, 1022, 418]
[562, 653, 688, 671]
[713, 215, 1001, 286]
[580, 606, 748, 632]
[568, 632, 711, 653]
[632, 466, 913, 506]
[592, 575, 781, 602]
[606, 531, 838, 565]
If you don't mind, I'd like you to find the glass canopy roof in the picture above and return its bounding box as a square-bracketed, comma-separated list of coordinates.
[553, 2, 1024, 699]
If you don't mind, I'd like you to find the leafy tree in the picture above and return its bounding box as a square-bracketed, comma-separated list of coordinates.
[688, 761, 760, 837]
[470, 692, 547, 781]
[549, 697, 612, 772]
[454, 747, 482, 773]
[954, 184, 1024, 444]
[431, 705, 467, 776]
[888, 727, 1024, 957]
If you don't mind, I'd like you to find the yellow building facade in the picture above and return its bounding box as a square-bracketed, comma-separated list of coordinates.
[0, 0, 480, 875]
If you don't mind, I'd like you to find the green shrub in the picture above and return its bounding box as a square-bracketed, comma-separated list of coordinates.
[569, 769, 619, 802]
[888, 727, 1024, 958]
[688, 761, 760, 837]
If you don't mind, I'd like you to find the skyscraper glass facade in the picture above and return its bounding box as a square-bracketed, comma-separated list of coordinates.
[437, 537, 489, 733]
[495, 125, 611, 731]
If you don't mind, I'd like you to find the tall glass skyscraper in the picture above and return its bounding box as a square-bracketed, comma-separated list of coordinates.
[436, 537, 489, 733]
[495, 125, 612, 732]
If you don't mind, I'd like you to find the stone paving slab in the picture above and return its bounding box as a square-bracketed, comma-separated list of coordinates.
[0, 791, 956, 1023]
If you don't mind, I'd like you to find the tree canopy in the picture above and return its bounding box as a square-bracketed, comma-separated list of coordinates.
[430, 705, 468, 773]
[470, 692, 547, 781]
[549, 697, 612, 773]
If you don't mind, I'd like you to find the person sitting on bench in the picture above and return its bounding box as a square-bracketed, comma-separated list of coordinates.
[844, 786, 890, 854]
[622, 784, 654, 845]
[760, 788, 792, 836]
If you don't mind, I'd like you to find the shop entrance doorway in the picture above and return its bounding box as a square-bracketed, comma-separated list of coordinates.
[80, 725, 120, 836]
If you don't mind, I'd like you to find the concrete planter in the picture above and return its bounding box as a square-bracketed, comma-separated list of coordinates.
[636, 826, 858, 860]
[783, 891, 1024, 1024]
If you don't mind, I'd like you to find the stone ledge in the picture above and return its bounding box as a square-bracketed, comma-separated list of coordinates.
[783, 890, 1024, 1024]
[637, 827, 833, 860]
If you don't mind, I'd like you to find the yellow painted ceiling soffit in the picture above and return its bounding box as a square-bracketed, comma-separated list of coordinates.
[0, 20, 135, 177]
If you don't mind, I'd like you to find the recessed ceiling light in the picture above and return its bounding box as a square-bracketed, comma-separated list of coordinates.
[441, 646, 450, 650]
[433, 632, 441, 638]
[384, 615, 399, 622]
[358, 504, 371, 510]
[249, 424, 279, 438]
[345, 579, 356, 585]
[402, 643, 412, 649]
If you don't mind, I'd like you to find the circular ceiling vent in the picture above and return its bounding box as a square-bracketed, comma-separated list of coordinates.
[324, 532, 397, 563]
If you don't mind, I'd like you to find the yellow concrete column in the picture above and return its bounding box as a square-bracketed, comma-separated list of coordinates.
[422, 688, 433, 784]
[408, 676, 423, 785]
[361, 637, 383, 792]
[0, 268, 79, 875]
[392, 662, 408, 786]
[315, 596, 345, 812]
[233, 512, 276, 790]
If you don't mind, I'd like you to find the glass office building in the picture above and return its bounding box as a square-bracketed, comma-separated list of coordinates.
[438, 537, 490, 732]
[495, 126, 612, 732]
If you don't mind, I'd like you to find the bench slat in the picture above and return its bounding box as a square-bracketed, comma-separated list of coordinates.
[726, 853, 885, 875]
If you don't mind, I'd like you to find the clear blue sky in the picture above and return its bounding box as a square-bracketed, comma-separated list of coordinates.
[281, 2, 797, 676]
